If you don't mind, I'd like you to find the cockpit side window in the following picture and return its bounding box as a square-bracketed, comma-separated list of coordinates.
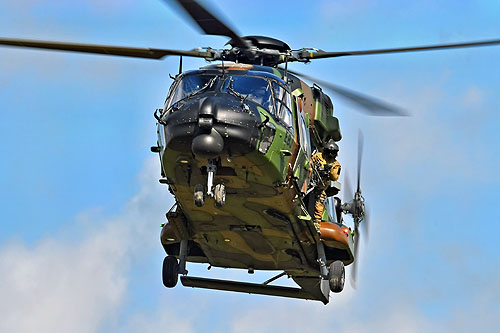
[223, 76, 273, 112]
[272, 82, 293, 130]
[166, 74, 216, 108]
[298, 111, 311, 157]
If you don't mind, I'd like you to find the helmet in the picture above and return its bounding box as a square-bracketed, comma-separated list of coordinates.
[323, 140, 339, 159]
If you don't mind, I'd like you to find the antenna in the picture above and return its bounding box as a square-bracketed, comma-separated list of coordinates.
[283, 56, 289, 84]
[178, 56, 183, 75]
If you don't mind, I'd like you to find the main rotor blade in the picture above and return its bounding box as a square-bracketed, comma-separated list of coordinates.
[357, 129, 364, 193]
[171, 0, 247, 47]
[0, 37, 211, 60]
[285, 67, 406, 116]
[304, 39, 500, 60]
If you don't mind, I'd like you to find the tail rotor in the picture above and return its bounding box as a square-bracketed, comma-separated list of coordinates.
[341, 130, 368, 288]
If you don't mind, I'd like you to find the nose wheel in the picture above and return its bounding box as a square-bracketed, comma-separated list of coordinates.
[193, 183, 226, 207]
[214, 183, 226, 207]
[193, 159, 226, 208]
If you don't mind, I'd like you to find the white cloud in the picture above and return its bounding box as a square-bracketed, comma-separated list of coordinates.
[0, 235, 127, 332]
[123, 300, 197, 333]
[0, 157, 176, 333]
[462, 86, 484, 107]
[227, 299, 438, 333]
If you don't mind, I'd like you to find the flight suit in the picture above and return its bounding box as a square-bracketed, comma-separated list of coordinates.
[312, 152, 341, 229]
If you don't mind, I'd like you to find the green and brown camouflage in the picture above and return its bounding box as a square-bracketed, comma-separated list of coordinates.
[155, 63, 353, 297]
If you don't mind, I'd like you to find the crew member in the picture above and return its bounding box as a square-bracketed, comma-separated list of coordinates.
[312, 140, 341, 232]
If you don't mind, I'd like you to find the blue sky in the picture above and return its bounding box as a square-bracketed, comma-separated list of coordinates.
[1, 0, 499, 332]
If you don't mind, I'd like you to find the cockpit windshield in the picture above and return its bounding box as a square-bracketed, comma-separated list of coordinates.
[167, 74, 216, 108]
[165, 73, 292, 131]
[223, 76, 273, 111]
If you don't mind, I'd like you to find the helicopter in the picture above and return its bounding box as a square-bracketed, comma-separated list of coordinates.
[2, 0, 500, 305]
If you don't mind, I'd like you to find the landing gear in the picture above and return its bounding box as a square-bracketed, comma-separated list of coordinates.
[162, 240, 188, 288]
[214, 183, 226, 207]
[162, 255, 179, 288]
[194, 184, 205, 207]
[194, 159, 226, 208]
[193, 182, 225, 208]
[328, 260, 345, 293]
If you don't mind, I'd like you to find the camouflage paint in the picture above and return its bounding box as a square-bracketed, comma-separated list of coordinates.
[156, 63, 353, 281]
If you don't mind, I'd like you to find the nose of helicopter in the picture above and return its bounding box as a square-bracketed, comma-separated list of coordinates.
[190, 96, 225, 158]
[191, 129, 224, 158]
[163, 93, 260, 158]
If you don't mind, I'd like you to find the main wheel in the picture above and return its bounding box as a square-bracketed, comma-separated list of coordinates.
[194, 184, 205, 207]
[329, 260, 345, 293]
[214, 183, 226, 208]
[162, 255, 179, 288]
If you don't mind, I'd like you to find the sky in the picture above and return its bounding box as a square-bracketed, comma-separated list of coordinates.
[1, 0, 499, 332]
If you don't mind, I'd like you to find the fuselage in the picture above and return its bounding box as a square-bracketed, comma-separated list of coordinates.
[156, 63, 350, 276]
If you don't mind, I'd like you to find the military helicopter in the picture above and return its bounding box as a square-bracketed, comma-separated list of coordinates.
[2, 0, 500, 305]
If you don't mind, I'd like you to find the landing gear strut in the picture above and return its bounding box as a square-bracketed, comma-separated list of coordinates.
[206, 159, 216, 197]
[316, 242, 345, 297]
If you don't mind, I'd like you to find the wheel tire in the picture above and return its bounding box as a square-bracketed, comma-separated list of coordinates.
[194, 184, 205, 207]
[329, 260, 345, 293]
[214, 184, 226, 208]
[162, 255, 179, 288]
